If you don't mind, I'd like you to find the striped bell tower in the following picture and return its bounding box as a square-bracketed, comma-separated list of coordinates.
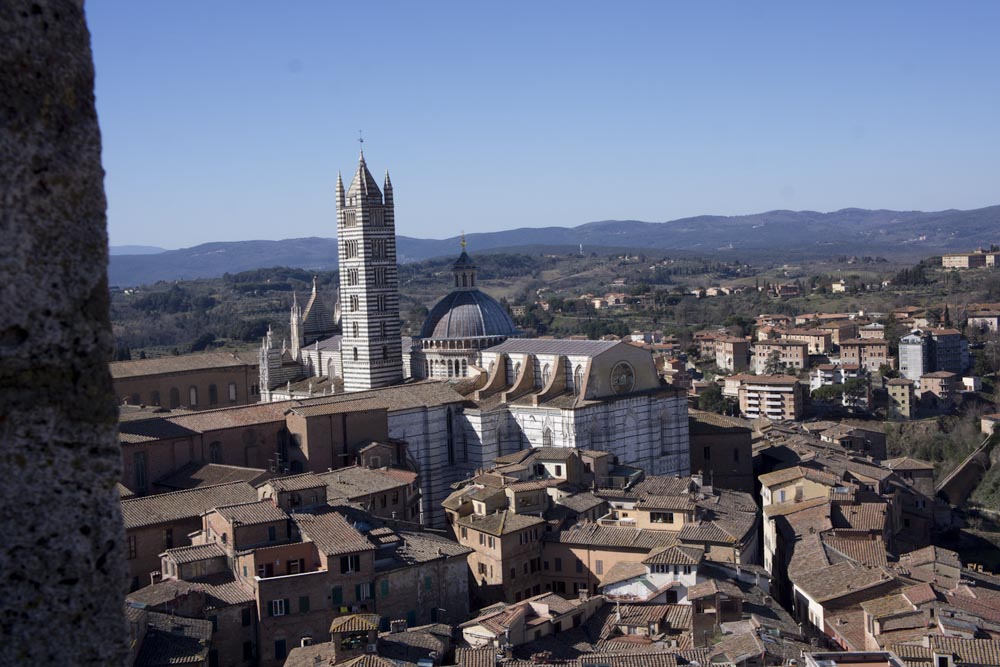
[336, 150, 403, 391]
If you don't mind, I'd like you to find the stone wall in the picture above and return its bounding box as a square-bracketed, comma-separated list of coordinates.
[0, 1, 127, 663]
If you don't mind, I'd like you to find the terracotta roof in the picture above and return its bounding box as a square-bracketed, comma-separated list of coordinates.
[793, 561, 895, 603]
[261, 472, 326, 492]
[329, 613, 380, 633]
[929, 637, 1000, 667]
[831, 503, 888, 532]
[554, 523, 680, 550]
[110, 351, 254, 378]
[294, 510, 375, 555]
[642, 545, 703, 566]
[290, 381, 465, 417]
[687, 578, 744, 601]
[821, 534, 889, 568]
[379, 530, 471, 568]
[456, 647, 495, 667]
[319, 466, 414, 500]
[457, 510, 545, 537]
[164, 401, 292, 433]
[602, 561, 649, 587]
[860, 593, 914, 619]
[138, 611, 212, 666]
[635, 495, 696, 512]
[128, 572, 255, 610]
[901, 582, 937, 606]
[212, 500, 289, 526]
[155, 462, 268, 490]
[900, 545, 961, 569]
[121, 482, 257, 530]
[883, 457, 935, 471]
[163, 543, 227, 564]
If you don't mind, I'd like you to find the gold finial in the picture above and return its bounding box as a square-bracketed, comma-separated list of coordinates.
[460, 231, 466, 250]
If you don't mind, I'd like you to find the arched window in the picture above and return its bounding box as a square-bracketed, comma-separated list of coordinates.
[543, 427, 553, 447]
[542, 364, 551, 386]
[461, 359, 468, 376]
[150, 390, 161, 406]
[380, 322, 386, 338]
[353, 347, 359, 361]
[382, 345, 388, 361]
[462, 274, 468, 287]
[169, 387, 180, 408]
[129, 393, 140, 406]
[352, 322, 359, 338]
[188, 386, 198, 406]
[447, 360, 454, 378]
[228, 383, 237, 402]
[350, 295, 359, 311]
[209, 441, 222, 464]
[208, 384, 218, 406]
[574, 365, 584, 395]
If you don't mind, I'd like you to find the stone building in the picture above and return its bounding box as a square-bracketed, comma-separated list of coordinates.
[687, 410, 754, 493]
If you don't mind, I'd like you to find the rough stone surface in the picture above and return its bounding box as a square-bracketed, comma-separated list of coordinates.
[0, 1, 127, 664]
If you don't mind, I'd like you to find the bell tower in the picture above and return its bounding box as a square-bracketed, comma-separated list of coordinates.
[337, 150, 403, 391]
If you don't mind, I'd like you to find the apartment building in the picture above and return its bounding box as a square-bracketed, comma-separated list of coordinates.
[839, 338, 891, 373]
[751, 340, 809, 374]
[738, 375, 806, 421]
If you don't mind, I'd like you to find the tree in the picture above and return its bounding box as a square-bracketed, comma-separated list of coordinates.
[812, 385, 845, 403]
[699, 383, 737, 415]
[763, 350, 784, 375]
[190, 332, 216, 352]
[842, 377, 869, 408]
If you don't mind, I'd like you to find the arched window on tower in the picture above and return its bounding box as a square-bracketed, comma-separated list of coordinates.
[352, 322, 359, 338]
[353, 347, 358, 361]
[462, 274, 468, 287]
[382, 345, 388, 361]
[574, 365, 584, 395]
[350, 295, 359, 312]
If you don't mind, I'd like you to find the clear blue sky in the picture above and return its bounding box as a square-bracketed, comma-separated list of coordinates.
[88, 2, 1000, 249]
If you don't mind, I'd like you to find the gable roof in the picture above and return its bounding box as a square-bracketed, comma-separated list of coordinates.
[121, 482, 257, 530]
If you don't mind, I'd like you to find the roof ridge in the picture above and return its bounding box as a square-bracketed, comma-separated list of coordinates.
[120, 480, 252, 503]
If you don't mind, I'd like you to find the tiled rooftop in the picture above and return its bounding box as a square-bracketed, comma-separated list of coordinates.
[293, 510, 374, 556]
[120, 482, 257, 530]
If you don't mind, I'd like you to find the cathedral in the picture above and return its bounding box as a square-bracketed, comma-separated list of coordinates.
[258, 150, 690, 526]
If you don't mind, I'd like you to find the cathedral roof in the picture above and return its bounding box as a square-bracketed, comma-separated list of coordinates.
[301, 279, 338, 340]
[452, 250, 476, 269]
[346, 151, 382, 201]
[420, 289, 519, 340]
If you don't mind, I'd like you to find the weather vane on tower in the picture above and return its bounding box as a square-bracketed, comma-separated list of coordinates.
[358, 129, 364, 156]
[461, 231, 466, 250]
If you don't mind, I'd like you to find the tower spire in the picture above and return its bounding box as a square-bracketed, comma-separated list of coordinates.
[460, 231, 466, 250]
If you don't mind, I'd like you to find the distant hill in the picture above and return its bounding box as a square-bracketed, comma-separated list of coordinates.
[110, 245, 167, 256]
[108, 205, 1000, 287]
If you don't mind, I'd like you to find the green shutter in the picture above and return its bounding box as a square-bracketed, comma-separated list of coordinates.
[267, 600, 273, 617]
[381, 580, 390, 598]
[299, 595, 310, 613]
[424, 576, 432, 591]
[331, 586, 343, 605]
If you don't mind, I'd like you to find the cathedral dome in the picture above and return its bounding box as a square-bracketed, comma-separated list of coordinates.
[420, 289, 519, 340]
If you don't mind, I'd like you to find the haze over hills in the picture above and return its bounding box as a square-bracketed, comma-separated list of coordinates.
[108, 205, 1000, 286]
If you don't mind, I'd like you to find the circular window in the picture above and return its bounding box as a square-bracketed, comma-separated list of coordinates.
[610, 362, 635, 394]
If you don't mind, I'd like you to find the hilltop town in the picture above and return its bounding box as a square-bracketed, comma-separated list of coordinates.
[107, 154, 1000, 667]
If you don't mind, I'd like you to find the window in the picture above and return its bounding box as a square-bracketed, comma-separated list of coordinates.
[208, 384, 218, 406]
[188, 386, 198, 406]
[331, 586, 343, 605]
[733, 448, 740, 463]
[350, 295, 359, 311]
[344, 239, 358, 259]
[128, 392, 140, 405]
[274, 639, 287, 661]
[478, 562, 487, 575]
[510, 567, 516, 580]
[460, 526, 467, 539]
[424, 576, 432, 592]
[126, 535, 136, 559]
[341, 554, 361, 573]
[651, 512, 674, 524]
[382, 345, 388, 361]
[554, 558, 562, 572]
[228, 383, 237, 402]
[241, 608, 252, 627]
[543, 428, 553, 448]
[267, 526, 276, 542]
[703, 446, 711, 461]
[209, 441, 221, 464]
[574, 365, 584, 395]
[595, 560, 603, 575]
[352, 322, 359, 338]
[163, 528, 173, 549]
[134, 451, 147, 493]
[299, 595, 310, 613]
[270, 599, 287, 617]
[169, 387, 180, 408]
[381, 580, 390, 598]
[347, 268, 359, 286]
[555, 464, 562, 477]
[353, 347, 359, 361]
[356, 582, 373, 600]
[575, 558, 583, 573]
